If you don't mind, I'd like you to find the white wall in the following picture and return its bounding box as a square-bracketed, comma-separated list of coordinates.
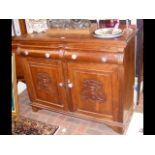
[131, 19, 137, 25]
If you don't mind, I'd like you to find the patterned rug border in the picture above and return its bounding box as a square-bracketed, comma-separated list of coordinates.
[12, 115, 59, 135]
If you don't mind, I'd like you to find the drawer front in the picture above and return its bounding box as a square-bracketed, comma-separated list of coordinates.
[16, 47, 124, 64]
[64, 50, 124, 64]
[16, 47, 64, 60]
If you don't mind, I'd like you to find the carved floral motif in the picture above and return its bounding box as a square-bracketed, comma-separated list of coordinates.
[36, 72, 51, 90]
[81, 79, 105, 103]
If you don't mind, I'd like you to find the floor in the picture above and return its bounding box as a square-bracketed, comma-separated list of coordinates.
[17, 82, 143, 135]
[135, 91, 143, 113]
[126, 91, 143, 135]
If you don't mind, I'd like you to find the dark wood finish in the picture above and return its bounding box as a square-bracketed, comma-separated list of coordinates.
[32, 106, 41, 112]
[12, 19, 27, 81]
[19, 19, 27, 35]
[12, 44, 25, 82]
[22, 56, 67, 111]
[67, 62, 120, 120]
[12, 25, 136, 134]
[122, 37, 135, 133]
[136, 20, 143, 104]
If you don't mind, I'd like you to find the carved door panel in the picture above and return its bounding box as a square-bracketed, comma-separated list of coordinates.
[23, 57, 66, 110]
[67, 62, 120, 121]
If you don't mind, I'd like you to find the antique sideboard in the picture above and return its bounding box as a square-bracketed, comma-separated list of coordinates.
[12, 26, 136, 134]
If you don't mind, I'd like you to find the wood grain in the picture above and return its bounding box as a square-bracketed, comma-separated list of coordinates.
[12, 25, 136, 134]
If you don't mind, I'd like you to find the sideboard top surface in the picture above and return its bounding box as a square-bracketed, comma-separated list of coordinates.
[12, 25, 136, 52]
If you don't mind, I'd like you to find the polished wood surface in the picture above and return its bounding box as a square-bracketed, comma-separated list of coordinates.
[12, 44, 25, 81]
[19, 19, 27, 35]
[67, 62, 119, 119]
[12, 25, 136, 134]
[23, 58, 66, 110]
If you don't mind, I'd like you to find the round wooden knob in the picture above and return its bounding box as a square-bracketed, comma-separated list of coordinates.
[24, 50, 29, 56]
[59, 82, 64, 87]
[71, 53, 77, 60]
[16, 47, 20, 55]
[101, 57, 107, 62]
[45, 53, 50, 58]
[68, 83, 73, 88]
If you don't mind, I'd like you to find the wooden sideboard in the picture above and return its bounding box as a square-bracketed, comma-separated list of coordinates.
[12, 26, 136, 134]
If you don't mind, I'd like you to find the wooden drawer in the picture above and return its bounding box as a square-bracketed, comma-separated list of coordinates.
[12, 27, 136, 134]
[64, 50, 124, 64]
[16, 47, 64, 60]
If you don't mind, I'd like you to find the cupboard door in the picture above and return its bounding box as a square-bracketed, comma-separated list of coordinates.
[24, 57, 66, 110]
[67, 62, 121, 121]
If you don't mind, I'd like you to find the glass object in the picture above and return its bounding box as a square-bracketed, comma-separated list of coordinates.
[25, 19, 48, 33]
[47, 19, 91, 29]
[126, 19, 129, 30]
[96, 19, 100, 29]
[105, 19, 119, 28]
[124, 19, 132, 35]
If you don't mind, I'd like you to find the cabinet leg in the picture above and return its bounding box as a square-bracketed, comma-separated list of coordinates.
[32, 106, 41, 112]
[106, 124, 124, 134]
[111, 126, 124, 134]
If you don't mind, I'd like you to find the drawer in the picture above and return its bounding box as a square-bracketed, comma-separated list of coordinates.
[16, 47, 64, 59]
[64, 50, 124, 64]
